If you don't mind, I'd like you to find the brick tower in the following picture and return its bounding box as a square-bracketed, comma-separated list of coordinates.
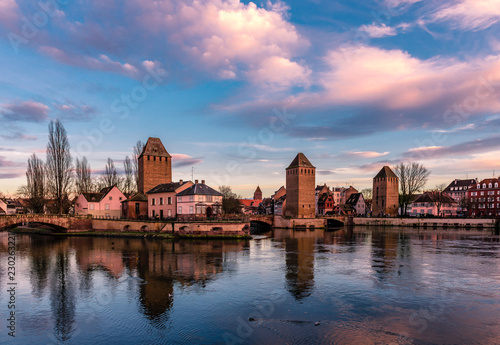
[285, 153, 316, 218]
[372, 166, 399, 217]
[254, 186, 262, 201]
[138, 137, 172, 194]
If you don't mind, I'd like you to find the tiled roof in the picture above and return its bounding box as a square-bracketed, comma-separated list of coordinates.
[147, 181, 188, 194]
[255, 186, 262, 193]
[374, 166, 398, 179]
[123, 193, 148, 202]
[413, 192, 456, 204]
[82, 193, 104, 202]
[346, 193, 363, 206]
[176, 183, 223, 197]
[139, 137, 171, 158]
[286, 153, 315, 169]
[444, 179, 476, 192]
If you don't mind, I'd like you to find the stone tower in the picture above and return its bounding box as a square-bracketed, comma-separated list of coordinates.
[254, 186, 262, 201]
[285, 153, 316, 218]
[372, 166, 399, 217]
[138, 137, 172, 194]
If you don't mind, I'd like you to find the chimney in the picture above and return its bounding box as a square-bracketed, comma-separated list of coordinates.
[201, 180, 205, 184]
[179, 179, 183, 184]
[195, 179, 199, 184]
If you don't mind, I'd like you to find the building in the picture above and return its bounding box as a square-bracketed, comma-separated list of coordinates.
[285, 153, 316, 218]
[147, 180, 194, 219]
[121, 193, 148, 220]
[239, 186, 263, 215]
[408, 192, 458, 217]
[74, 186, 126, 219]
[372, 166, 399, 217]
[138, 137, 172, 194]
[315, 184, 329, 215]
[332, 187, 346, 206]
[176, 181, 223, 217]
[274, 195, 286, 216]
[0, 198, 17, 214]
[467, 178, 500, 217]
[344, 186, 359, 205]
[346, 193, 367, 216]
[317, 190, 335, 215]
[443, 179, 477, 213]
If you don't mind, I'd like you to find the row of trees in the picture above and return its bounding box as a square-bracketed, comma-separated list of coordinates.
[21, 120, 145, 214]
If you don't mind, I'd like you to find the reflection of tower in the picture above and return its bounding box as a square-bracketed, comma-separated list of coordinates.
[138, 137, 172, 194]
[283, 232, 316, 300]
[285, 153, 316, 218]
[370, 231, 398, 280]
[372, 166, 399, 216]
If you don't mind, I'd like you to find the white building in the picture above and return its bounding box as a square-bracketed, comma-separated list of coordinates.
[176, 181, 223, 217]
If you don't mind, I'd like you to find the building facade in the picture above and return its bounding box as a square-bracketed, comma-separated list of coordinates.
[443, 178, 477, 213]
[372, 166, 399, 217]
[121, 193, 148, 220]
[75, 186, 126, 219]
[285, 153, 316, 218]
[408, 192, 458, 217]
[138, 137, 172, 194]
[176, 181, 223, 217]
[147, 180, 194, 219]
[467, 178, 500, 217]
[346, 193, 367, 216]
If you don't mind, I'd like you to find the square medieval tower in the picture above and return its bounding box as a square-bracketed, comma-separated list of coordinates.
[285, 153, 316, 218]
[372, 166, 399, 217]
[138, 137, 172, 194]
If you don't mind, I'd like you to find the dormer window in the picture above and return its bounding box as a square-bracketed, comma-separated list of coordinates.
[495, 183, 499, 188]
[483, 184, 486, 188]
[488, 183, 492, 188]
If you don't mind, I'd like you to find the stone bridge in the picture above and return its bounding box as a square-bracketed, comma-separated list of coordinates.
[249, 215, 274, 226]
[0, 214, 93, 232]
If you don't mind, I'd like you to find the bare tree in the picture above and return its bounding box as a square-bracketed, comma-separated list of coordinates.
[75, 157, 92, 194]
[101, 158, 121, 188]
[122, 156, 133, 196]
[46, 120, 73, 214]
[24, 153, 46, 213]
[132, 140, 145, 193]
[432, 183, 448, 217]
[361, 188, 372, 201]
[394, 162, 430, 215]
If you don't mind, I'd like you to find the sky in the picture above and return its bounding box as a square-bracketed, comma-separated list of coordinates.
[0, 0, 499, 198]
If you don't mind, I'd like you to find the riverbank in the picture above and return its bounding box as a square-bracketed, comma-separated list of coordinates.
[7, 227, 252, 240]
[353, 217, 499, 229]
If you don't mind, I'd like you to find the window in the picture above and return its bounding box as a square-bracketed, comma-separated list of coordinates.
[472, 192, 477, 196]
[89, 203, 95, 210]
[489, 183, 492, 188]
[109, 196, 112, 200]
[105, 204, 110, 210]
[483, 183, 487, 188]
[160, 197, 163, 205]
[189, 206, 194, 214]
[119, 197, 122, 201]
[168, 209, 172, 217]
[178, 196, 182, 202]
[151, 198, 156, 206]
[496, 183, 499, 188]
[135, 203, 140, 215]
[178, 206, 182, 214]
[168, 197, 172, 205]
[189, 195, 194, 202]
[152, 210, 155, 217]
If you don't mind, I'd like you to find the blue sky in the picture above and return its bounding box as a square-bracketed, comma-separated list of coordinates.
[0, 0, 499, 198]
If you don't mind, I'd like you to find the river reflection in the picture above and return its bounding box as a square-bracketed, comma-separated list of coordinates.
[1, 227, 500, 344]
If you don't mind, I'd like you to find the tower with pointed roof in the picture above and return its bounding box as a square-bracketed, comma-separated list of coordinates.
[138, 137, 172, 194]
[285, 153, 316, 218]
[254, 186, 262, 201]
[372, 166, 399, 216]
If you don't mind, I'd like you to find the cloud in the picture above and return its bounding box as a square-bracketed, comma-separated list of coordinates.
[0, 156, 24, 168]
[340, 151, 391, 159]
[359, 23, 397, 38]
[171, 154, 203, 167]
[0, 172, 23, 179]
[0, 133, 37, 141]
[39, 46, 142, 78]
[54, 103, 97, 121]
[385, 0, 422, 8]
[246, 56, 311, 90]
[0, 0, 20, 29]
[429, 0, 500, 31]
[403, 135, 500, 160]
[1, 100, 49, 122]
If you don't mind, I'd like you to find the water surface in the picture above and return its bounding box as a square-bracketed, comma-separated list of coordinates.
[1, 227, 499, 344]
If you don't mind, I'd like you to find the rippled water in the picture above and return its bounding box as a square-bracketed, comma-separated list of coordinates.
[1, 227, 500, 344]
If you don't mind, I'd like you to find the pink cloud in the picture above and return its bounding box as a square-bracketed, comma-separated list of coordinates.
[246, 56, 311, 90]
[360, 23, 397, 38]
[0, 0, 20, 29]
[430, 0, 500, 31]
[1, 100, 49, 122]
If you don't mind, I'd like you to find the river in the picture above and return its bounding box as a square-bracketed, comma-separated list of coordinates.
[1, 227, 499, 344]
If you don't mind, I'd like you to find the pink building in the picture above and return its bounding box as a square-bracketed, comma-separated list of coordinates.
[74, 186, 126, 219]
[147, 180, 194, 219]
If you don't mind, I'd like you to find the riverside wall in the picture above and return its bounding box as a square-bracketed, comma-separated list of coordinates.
[353, 217, 498, 229]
